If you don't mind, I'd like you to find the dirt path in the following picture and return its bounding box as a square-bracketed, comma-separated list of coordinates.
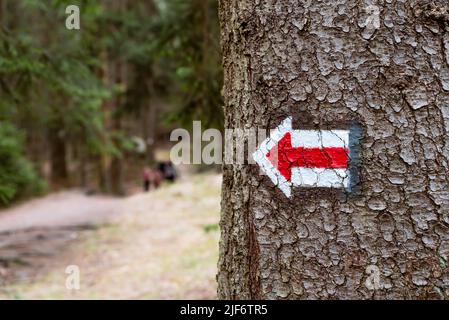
[0, 174, 221, 299]
[0, 191, 123, 233]
[0, 191, 124, 285]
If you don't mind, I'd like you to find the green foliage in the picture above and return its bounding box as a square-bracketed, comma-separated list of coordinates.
[203, 223, 219, 234]
[0, 123, 45, 205]
[158, 0, 224, 129]
[1, 0, 109, 201]
[0, 0, 224, 202]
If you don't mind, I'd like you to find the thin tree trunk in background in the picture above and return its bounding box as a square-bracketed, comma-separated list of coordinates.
[110, 125, 124, 195]
[141, 0, 157, 165]
[97, 153, 109, 192]
[142, 100, 156, 164]
[98, 46, 112, 193]
[48, 121, 69, 188]
[106, 57, 125, 195]
[97, 0, 126, 195]
[218, 0, 449, 299]
[79, 144, 88, 189]
[0, 0, 11, 29]
[201, 0, 210, 78]
[27, 128, 46, 180]
[109, 58, 125, 196]
[0, 1, 5, 27]
[108, 0, 129, 196]
[141, 72, 157, 164]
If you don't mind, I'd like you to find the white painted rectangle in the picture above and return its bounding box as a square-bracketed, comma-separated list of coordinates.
[291, 130, 349, 148]
[291, 168, 349, 188]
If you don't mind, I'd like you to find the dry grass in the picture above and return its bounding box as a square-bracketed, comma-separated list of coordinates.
[0, 173, 222, 300]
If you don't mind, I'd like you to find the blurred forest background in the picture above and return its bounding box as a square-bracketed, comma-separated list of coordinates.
[0, 0, 223, 206]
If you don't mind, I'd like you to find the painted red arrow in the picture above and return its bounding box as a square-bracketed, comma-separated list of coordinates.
[266, 132, 348, 181]
[252, 117, 351, 197]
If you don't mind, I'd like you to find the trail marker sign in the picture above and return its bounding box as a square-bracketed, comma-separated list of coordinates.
[253, 117, 356, 198]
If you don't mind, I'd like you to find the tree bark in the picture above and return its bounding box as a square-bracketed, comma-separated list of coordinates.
[218, 0, 449, 299]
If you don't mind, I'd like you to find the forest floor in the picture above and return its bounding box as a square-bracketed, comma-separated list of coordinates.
[0, 172, 221, 299]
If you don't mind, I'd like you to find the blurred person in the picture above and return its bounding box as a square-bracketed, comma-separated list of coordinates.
[151, 169, 164, 189]
[158, 161, 178, 182]
[143, 167, 151, 192]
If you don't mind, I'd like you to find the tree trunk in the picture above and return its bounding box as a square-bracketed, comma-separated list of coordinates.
[0, 0, 5, 27]
[98, 0, 129, 196]
[110, 114, 124, 196]
[142, 99, 157, 164]
[78, 144, 88, 189]
[49, 121, 69, 188]
[218, 0, 449, 299]
[97, 153, 109, 193]
[107, 55, 126, 196]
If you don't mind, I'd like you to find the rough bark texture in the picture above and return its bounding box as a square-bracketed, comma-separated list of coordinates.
[218, 0, 449, 299]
